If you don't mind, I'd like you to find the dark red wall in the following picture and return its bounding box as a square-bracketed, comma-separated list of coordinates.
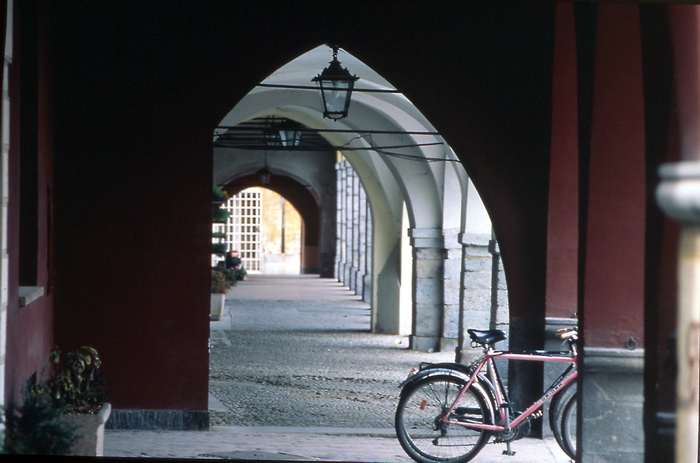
[5, 0, 55, 406]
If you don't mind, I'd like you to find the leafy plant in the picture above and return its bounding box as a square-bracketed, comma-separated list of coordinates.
[3, 376, 77, 455]
[211, 268, 232, 294]
[46, 346, 107, 415]
[212, 207, 230, 223]
[212, 242, 228, 255]
[212, 184, 228, 204]
[233, 267, 247, 281]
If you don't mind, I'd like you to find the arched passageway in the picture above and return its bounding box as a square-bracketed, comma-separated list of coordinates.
[214, 187, 303, 274]
[7, 4, 688, 461]
[213, 46, 502, 357]
[217, 167, 330, 275]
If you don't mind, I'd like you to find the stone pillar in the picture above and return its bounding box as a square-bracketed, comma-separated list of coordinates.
[357, 185, 367, 298]
[579, 348, 645, 462]
[335, 162, 346, 283]
[456, 233, 500, 363]
[350, 173, 360, 292]
[0, 3, 11, 408]
[335, 160, 371, 301]
[409, 228, 444, 352]
[441, 229, 462, 352]
[657, 162, 700, 463]
[363, 200, 373, 302]
[342, 166, 352, 287]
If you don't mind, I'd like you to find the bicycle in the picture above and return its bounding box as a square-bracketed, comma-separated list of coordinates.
[395, 327, 578, 462]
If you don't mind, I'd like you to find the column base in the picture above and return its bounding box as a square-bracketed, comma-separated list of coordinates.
[580, 347, 644, 462]
[410, 335, 440, 353]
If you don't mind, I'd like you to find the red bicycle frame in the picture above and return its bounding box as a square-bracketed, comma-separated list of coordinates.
[443, 349, 578, 432]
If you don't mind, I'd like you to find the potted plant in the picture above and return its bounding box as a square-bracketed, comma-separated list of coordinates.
[3, 375, 78, 455]
[46, 346, 111, 456]
[233, 266, 247, 281]
[210, 268, 231, 320]
[212, 242, 228, 255]
[212, 184, 228, 205]
[212, 207, 230, 223]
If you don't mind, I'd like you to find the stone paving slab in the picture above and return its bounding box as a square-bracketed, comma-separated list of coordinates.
[104, 426, 573, 462]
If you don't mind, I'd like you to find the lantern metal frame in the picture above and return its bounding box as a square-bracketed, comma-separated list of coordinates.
[312, 46, 359, 120]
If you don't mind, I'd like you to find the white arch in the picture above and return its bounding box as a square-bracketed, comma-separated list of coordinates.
[214, 45, 493, 344]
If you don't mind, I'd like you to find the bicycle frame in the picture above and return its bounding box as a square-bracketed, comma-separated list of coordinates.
[443, 348, 578, 432]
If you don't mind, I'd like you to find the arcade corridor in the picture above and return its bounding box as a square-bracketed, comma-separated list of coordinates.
[2, 3, 699, 461]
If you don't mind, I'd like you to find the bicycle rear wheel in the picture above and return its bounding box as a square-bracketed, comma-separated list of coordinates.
[560, 393, 577, 459]
[395, 375, 492, 463]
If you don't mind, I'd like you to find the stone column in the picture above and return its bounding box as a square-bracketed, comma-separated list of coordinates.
[350, 173, 360, 292]
[579, 348, 645, 462]
[441, 229, 462, 352]
[335, 160, 371, 300]
[456, 233, 499, 363]
[363, 200, 373, 302]
[342, 164, 352, 287]
[335, 162, 346, 282]
[656, 162, 700, 463]
[357, 185, 367, 298]
[409, 228, 444, 352]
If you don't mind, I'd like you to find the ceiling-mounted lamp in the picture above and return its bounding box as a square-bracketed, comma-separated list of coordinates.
[277, 119, 303, 147]
[257, 167, 272, 185]
[263, 117, 303, 148]
[312, 45, 359, 121]
[257, 150, 272, 185]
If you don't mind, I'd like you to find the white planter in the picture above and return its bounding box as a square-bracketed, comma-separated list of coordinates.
[62, 402, 111, 456]
[210, 293, 226, 320]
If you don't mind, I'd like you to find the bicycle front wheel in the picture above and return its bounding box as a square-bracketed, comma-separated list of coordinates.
[560, 393, 577, 459]
[549, 379, 576, 451]
[395, 375, 492, 463]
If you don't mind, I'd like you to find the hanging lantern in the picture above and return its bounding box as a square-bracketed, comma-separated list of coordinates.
[312, 46, 359, 121]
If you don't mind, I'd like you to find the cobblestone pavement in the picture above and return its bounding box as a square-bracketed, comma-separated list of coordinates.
[104, 274, 571, 462]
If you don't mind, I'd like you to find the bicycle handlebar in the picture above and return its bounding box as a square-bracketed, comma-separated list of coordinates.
[556, 327, 578, 341]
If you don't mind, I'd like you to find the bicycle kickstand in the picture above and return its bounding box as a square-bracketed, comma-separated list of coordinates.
[502, 442, 516, 456]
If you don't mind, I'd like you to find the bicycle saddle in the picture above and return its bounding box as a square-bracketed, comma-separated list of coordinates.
[468, 329, 507, 346]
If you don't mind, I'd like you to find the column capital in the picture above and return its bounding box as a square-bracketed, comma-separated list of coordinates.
[408, 228, 443, 248]
[458, 232, 491, 247]
[657, 161, 700, 224]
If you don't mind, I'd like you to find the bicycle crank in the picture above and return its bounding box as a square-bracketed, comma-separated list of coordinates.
[494, 410, 543, 443]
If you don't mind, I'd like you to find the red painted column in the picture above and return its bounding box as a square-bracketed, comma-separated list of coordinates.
[546, 2, 579, 321]
[578, 4, 647, 461]
[583, 4, 646, 350]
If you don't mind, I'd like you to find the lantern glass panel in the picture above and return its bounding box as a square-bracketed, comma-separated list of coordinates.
[320, 80, 353, 119]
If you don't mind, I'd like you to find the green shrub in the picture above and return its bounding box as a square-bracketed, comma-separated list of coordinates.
[3, 376, 77, 455]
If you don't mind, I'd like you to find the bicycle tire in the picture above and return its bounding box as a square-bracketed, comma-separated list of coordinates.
[395, 375, 492, 463]
[560, 392, 577, 459]
[548, 379, 576, 449]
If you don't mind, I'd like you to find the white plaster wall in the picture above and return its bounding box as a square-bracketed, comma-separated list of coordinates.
[0, 0, 13, 410]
